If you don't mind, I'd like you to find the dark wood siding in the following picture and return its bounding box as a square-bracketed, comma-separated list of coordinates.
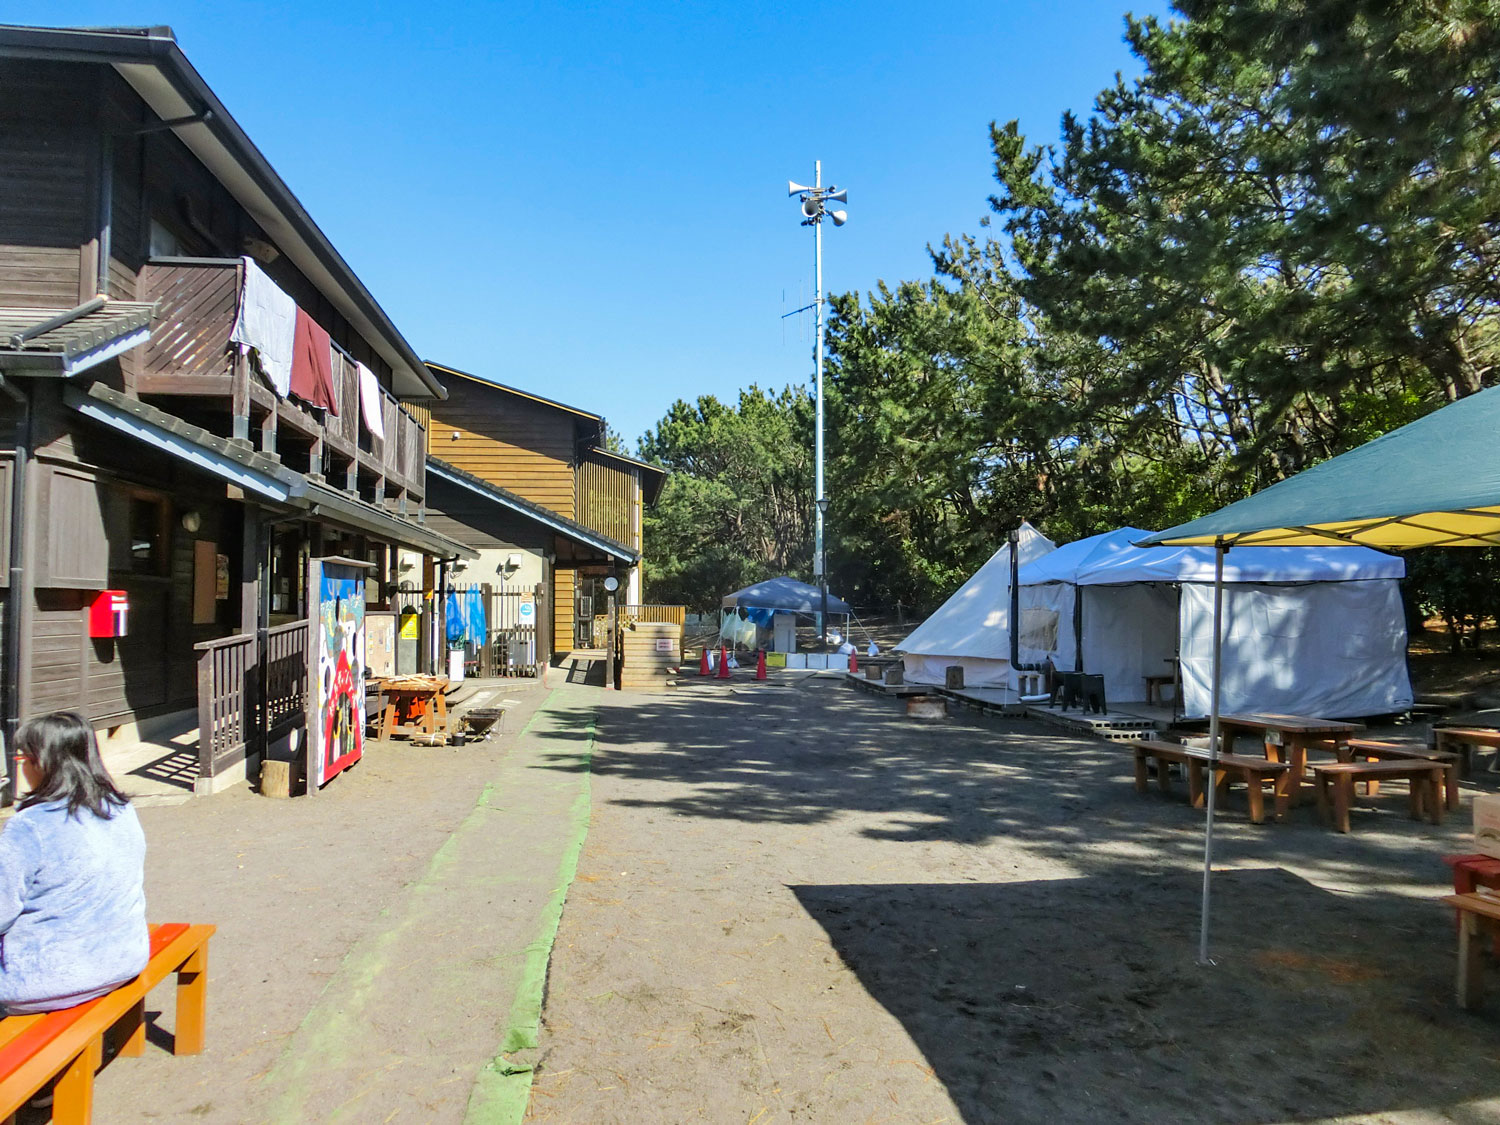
[0, 125, 91, 307]
[418, 378, 577, 515]
[35, 464, 109, 589]
[21, 394, 240, 725]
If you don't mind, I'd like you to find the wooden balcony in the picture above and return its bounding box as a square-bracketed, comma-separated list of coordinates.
[135, 257, 426, 506]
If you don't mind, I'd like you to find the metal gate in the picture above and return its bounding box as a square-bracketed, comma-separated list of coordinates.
[488, 586, 545, 677]
[574, 580, 595, 650]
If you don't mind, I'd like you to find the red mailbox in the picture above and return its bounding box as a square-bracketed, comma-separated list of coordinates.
[89, 589, 129, 638]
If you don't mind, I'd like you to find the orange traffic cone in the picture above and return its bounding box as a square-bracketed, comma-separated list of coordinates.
[700, 647, 712, 676]
[756, 650, 767, 680]
[717, 645, 731, 679]
[849, 649, 859, 676]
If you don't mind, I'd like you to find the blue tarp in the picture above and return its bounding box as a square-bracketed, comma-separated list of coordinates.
[445, 587, 490, 647]
[721, 576, 851, 615]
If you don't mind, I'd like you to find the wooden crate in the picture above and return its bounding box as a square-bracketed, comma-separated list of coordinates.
[619, 621, 681, 691]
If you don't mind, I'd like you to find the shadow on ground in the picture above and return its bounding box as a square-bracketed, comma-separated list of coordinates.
[531, 677, 1470, 892]
[128, 747, 198, 791]
[795, 869, 1500, 1124]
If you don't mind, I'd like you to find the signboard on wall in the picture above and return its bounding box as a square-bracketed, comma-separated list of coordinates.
[366, 612, 397, 679]
[307, 557, 371, 789]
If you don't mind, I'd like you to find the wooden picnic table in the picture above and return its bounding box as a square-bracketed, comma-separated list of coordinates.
[1215, 712, 1364, 808]
[371, 675, 451, 741]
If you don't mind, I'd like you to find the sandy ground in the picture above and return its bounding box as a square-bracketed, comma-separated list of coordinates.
[52, 676, 598, 1125]
[528, 673, 1500, 1124]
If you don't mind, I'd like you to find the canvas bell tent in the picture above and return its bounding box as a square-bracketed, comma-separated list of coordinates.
[1016, 527, 1412, 718]
[895, 522, 1057, 688]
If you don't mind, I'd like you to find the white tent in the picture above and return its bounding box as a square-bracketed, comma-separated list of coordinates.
[1016, 527, 1413, 718]
[895, 522, 1057, 687]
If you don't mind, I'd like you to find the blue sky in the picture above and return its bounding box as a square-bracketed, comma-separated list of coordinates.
[13, 1, 1171, 445]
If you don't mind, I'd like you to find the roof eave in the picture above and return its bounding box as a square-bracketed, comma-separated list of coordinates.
[0, 24, 446, 402]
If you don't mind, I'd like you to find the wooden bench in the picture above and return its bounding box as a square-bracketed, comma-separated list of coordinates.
[1131, 740, 1290, 824]
[1443, 892, 1500, 1009]
[1434, 727, 1500, 777]
[1310, 760, 1446, 833]
[1311, 738, 1461, 810]
[0, 922, 214, 1123]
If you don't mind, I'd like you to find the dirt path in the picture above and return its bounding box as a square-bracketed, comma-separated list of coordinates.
[529, 674, 1500, 1124]
[89, 678, 596, 1124]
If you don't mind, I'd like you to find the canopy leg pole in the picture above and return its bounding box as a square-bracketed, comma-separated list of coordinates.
[1198, 541, 1227, 966]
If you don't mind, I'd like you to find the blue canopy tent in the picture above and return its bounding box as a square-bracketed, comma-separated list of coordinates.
[722, 577, 852, 615]
[721, 577, 852, 651]
[1136, 385, 1500, 963]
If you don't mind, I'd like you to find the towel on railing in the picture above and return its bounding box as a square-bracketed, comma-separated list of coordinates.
[357, 362, 386, 440]
[230, 257, 296, 398]
[290, 307, 338, 413]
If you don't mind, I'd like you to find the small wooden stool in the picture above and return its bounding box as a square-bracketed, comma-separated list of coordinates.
[1444, 893, 1500, 1009]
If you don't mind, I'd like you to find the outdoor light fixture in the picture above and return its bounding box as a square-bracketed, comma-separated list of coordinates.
[786, 162, 849, 646]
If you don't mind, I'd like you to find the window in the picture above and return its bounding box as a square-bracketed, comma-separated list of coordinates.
[149, 218, 183, 258]
[127, 496, 168, 576]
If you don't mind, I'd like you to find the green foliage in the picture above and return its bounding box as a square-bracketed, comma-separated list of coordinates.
[1405, 550, 1500, 651]
[642, 0, 1500, 617]
[638, 387, 813, 611]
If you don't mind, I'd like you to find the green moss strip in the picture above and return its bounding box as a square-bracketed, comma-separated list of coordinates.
[464, 705, 596, 1123]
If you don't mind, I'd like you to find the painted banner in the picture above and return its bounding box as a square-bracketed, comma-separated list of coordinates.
[308, 558, 369, 788]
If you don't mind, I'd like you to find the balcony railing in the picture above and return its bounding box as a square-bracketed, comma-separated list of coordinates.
[136, 257, 425, 503]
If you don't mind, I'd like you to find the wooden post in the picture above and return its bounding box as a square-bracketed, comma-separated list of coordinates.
[196, 649, 214, 786]
[536, 581, 549, 678]
[481, 582, 494, 677]
[1459, 910, 1486, 1009]
[421, 555, 436, 675]
[175, 944, 210, 1055]
[241, 507, 264, 771]
[605, 589, 616, 691]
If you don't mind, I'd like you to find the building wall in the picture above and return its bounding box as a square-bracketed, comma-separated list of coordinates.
[6, 382, 241, 725]
[576, 453, 639, 549]
[0, 58, 404, 394]
[420, 378, 578, 514]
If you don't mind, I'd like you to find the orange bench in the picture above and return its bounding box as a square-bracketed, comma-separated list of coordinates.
[0, 922, 214, 1123]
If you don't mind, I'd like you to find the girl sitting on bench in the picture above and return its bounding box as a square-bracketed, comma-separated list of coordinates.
[0, 710, 148, 1013]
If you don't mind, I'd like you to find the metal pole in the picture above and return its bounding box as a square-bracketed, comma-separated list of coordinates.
[1198, 541, 1227, 966]
[813, 160, 828, 646]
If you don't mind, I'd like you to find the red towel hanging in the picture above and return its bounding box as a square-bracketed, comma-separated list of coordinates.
[290, 307, 338, 414]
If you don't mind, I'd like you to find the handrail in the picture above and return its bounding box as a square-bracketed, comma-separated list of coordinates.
[193, 632, 256, 653]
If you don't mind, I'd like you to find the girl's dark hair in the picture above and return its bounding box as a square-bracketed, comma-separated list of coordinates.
[16, 711, 129, 818]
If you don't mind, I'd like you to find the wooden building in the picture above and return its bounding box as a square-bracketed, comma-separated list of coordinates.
[0, 25, 474, 793]
[411, 364, 665, 654]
